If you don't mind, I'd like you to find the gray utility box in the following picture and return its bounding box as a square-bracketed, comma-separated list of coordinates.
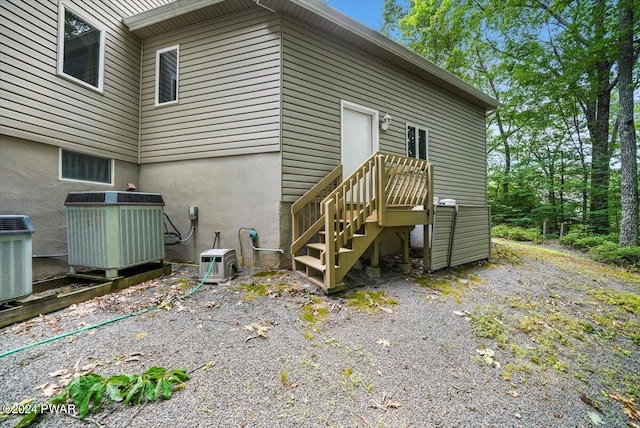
[65, 192, 165, 278]
[0, 215, 34, 303]
[199, 249, 237, 283]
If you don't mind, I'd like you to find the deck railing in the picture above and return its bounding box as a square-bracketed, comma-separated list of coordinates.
[291, 165, 343, 259]
[381, 152, 433, 212]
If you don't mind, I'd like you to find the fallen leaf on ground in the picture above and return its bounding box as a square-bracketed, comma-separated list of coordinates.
[81, 363, 98, 372]
[369, 401, 386, 411]
[135, 332, 147, 340]
[158, 300, 173, 310]
[507, 390, 519, 397]
[608, 393, 640, 421]
[36, 382, 61, 397]
[476, 348, 495, 365]
[245, 323, 270, 336]
[587, 411, 604, 425]
[245, 322, 270, 341]
[42, 384, 60, 397]
[48, 369, 68, 377]
[376, 338, 390, 347]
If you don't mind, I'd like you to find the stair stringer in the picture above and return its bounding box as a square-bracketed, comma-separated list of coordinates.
[333, 221, 383, 284]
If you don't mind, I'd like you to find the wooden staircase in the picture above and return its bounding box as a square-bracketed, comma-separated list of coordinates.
[291, 152, 434, 293]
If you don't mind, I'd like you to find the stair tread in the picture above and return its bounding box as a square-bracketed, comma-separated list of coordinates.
[342, 210, 378, 223]
[319, 231, 366, 238]
[294, 255, 326, 272]
[307, 242, 353, 253]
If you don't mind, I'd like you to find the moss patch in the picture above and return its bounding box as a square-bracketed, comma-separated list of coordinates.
[300, 296, 329, 339]
[251, 270, 286, 278]
[588, 288, 640, 315]
[470, 307, 508, 348]
[415, 271, 482, 304]
[490, 242, 523, 265]
[237, 276, 294, 301]
[343, 290, 397, 314]
[239, 282, 269, 301]
[172, 278, 193, 292]
[495, 238, 640, 286]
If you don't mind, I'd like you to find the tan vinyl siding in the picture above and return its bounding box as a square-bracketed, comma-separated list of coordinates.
[430, 205, 456, 270]
[138, 8, 281, 163]
[449, 205, 491, 267]
[281, 15, 487, 205]
[0, 0, 172, 162]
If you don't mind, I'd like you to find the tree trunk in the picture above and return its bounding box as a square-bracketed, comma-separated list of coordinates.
[586, 89, 612, 234]
[618, 2, 639, 246]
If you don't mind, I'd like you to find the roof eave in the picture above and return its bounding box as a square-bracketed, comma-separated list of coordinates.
[288, 0, 498, 111]
[124, 0, 498, 111]
[123, 0, 225, 32]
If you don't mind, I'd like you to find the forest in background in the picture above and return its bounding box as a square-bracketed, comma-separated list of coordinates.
[379, 0, 639, 250]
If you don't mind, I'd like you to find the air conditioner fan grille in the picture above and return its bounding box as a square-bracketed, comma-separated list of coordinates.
[0, 216, 33, 234]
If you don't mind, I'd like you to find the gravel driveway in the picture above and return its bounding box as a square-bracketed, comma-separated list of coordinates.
[1, 239, 639, 427]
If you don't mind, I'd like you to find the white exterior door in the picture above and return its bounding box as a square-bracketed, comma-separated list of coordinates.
[341, 101, 379, 178]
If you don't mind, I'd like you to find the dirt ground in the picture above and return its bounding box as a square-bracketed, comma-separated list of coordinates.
[1, 239, 639, 427]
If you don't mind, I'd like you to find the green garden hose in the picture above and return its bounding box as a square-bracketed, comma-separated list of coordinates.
[0, 261, 215, 359]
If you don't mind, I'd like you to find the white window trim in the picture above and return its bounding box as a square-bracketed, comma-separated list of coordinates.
[340, 100, 380, 157]
[57, 2, 105, 92]
[155, 45, 180, 107]
[406, 122, 429, 161]
[59, 148, 114, 186]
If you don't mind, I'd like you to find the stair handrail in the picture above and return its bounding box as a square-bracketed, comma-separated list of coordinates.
[320, 152, 382, 288]
[321, 151, 381, 248]
[291, 165, 343, 256]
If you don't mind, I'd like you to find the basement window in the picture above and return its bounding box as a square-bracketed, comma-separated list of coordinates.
[57, 4, 105, 91]
[60, 149, 113, 185]
[406, 123, 428, 161]
[155, 45, 179, 106]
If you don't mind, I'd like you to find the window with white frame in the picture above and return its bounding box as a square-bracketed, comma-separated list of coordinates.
[60, 149, 113, 185]
[155, 46, 179, 105]
[406, 123, 428, 161]
[57, 4, 104, 91]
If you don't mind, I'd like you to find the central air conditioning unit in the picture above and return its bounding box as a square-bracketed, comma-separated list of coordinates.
[199, 249, 238, 283]
[0, 215, 34, 303]
[65, 192, 165, 278]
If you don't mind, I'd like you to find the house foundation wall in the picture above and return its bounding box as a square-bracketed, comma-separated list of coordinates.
[140, 152, 282, 269]
[0, 136, 140, 280]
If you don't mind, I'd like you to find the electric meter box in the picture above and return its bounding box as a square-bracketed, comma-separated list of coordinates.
[199, 249, 237, 283]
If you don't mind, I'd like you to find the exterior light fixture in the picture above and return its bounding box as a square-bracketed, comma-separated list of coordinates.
[381, 113, 392, 131]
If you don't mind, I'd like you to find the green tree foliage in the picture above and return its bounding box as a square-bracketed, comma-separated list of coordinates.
[383, 0, 639, 237]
